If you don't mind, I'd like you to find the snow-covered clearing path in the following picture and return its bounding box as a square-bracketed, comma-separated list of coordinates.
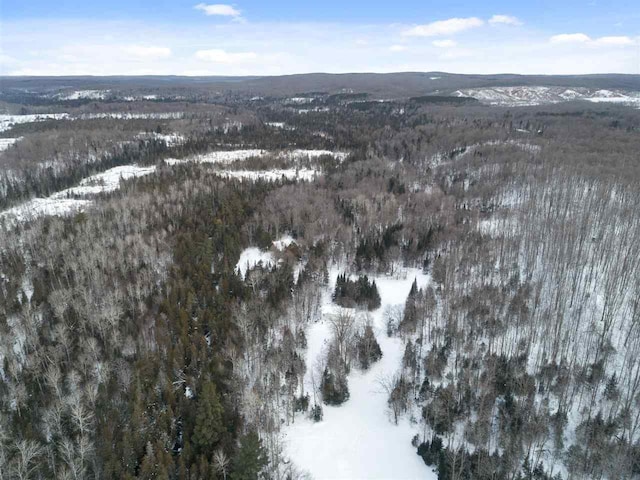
[283, 267, 437, 479]
[0, 164, 155, 226]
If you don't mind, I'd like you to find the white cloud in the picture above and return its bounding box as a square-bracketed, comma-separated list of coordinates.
[195, 48, 257, 63]
[389, 44, 408, 52]
[550, 33, 591, 43]
[403, 17, 483, 37]
[432, 39, 457, 48]
[593, 36, 634, 46]
[550, 33, 635, 47]
[122, 45, 172, 59]
[489, 15, 522, 26]
[194, 3, 241, 17]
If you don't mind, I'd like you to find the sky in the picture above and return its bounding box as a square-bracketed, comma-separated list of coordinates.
[1, 1, 639, 76]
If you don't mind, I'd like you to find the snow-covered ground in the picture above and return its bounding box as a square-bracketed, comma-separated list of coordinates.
[1, 164, 155, 226]
[0, 113, 69, 133]
[0, 138, 21, 152]
[430, 139, 541, 167]
[217, 169, 318, 183]
[586, 94, 640, 105]
[166, 149, 348, 166]
[297, 107, 330, 114]
[0, 112, 187, 133]
[485, 139, 541, 154]
[282, 149, 349, 162]
[50, 165, 156, 198]
[235, 234, 297, 278]
[273, 234, 295, 251]
[57, 89, 109, 100]
[165, 149, 265, 166]
[138, 132, 186, 147]
[283, 267, 437, 480]
[0, 197, 91, 225]
[285, 97, 315, 104]
[455, 86, 640, 107]
[235, 248, 276, 279]
[77, 112, 183, 120]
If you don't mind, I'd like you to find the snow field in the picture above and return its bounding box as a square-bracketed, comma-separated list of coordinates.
[57, 90, 109, 100]
[50, 165, 156, 198]
[0, 138, 21, 152]
[0, 197, 92, 225]
[165, 150, 265, 166]
[1, 165, 156, 226]
[235, 236, 301, 280]
[282, 267, 437, 479]
[235, 248, 276, 279]
[0, 113, 70, 133]
[165, 149, 348, 166]
[137, 132, 186, 147]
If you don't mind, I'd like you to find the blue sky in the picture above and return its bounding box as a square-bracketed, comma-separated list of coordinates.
[2, 1, 639, 75]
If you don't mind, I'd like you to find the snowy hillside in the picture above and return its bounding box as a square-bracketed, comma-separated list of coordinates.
[455, 86, 640, 106]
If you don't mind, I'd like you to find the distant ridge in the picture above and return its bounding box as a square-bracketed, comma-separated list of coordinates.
[2, 72, 639, 98]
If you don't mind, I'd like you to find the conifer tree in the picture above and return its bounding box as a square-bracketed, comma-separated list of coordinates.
[192, 381, 225, 453]
[230, 431, 268, 480]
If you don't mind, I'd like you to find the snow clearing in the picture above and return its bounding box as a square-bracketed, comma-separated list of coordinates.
[282, 267, 437, 479]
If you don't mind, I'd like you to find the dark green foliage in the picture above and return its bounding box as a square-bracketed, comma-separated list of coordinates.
[321, 367, 350, 405]
[332, 273, 381, 310]
[230, 431, 268, 480]
[193, 381, 225, 453]
[399, 278, 420, 333]
[354, 223, 403, 271]
[417, 435, 443, 466]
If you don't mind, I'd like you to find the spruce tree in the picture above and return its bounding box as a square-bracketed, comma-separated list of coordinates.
[230, 430, 268, 480]
[192, 381, 225, 453]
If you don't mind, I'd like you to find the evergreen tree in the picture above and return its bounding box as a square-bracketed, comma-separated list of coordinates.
[138, 441, 170, 480]
[192, 381, 225, 453]
[230, 430, 268, 480]
[333, 273, 381, 310]
[321, 367, 350, 405]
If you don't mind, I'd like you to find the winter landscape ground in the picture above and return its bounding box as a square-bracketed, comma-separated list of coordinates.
[282, 267, 435, 479]
[1, 71, 640, 479]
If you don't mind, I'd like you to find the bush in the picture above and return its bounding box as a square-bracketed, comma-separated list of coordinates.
[310, 403, 323, 422]
[294, 394, 310, 413]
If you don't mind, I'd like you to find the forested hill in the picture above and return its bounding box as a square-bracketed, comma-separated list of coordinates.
[2, 72, 640, 97]
[0, 80, 639, 479]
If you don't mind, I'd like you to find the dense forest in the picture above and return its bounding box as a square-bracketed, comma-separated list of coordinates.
[1, 81, 639, 479]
